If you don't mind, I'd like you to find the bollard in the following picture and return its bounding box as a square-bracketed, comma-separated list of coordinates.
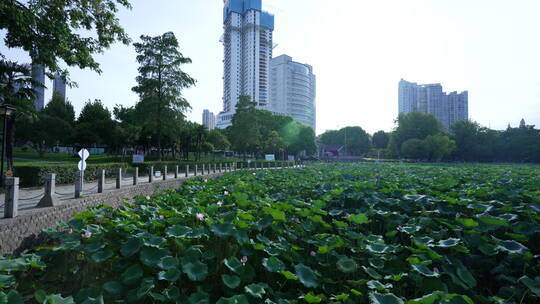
[133, 167, 139, 186]
[194, 164, 198, 176]
[208, 164, 211, 175]
[163, 165, 168, 181]
[175, 165, 179, 179]
[213, 163, 217, 174]
[75, 171, 83, 198]
[116, 168, 122, 189]
[202, 164, 205, 176]
[4, 177, 19, 218]
[219, 163, 223, 172]
[240, 162, 244, 169]
[38, 174, 59, 208]
[98, 169, 105, 193]
[149, 166, 154, 183]
[185, 165, 189, 177]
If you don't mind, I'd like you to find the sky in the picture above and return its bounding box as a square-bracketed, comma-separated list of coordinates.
[2, 0, 540, 135]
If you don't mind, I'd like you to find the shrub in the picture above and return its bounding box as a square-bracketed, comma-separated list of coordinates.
[14, 163, 129, 187]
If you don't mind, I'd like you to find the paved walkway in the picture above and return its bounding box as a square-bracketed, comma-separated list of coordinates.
[0, 170, 217, 218]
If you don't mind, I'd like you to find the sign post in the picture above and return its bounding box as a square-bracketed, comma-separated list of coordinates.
[75, 149, 89, 198]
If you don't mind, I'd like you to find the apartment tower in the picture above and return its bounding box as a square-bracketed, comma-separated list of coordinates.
[217, 0, 274, 128]
[398, 79, 468, 130]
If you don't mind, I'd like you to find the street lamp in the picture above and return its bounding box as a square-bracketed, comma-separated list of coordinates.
[0, 104, 16, 188]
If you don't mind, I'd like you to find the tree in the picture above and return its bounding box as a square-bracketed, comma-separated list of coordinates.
[423, 134, 455, 161]
[42, 92, 76, 126]
[1, 0, 131, 77]
[391, 112, 443, 157]
[132, 32, 196, 160]
[320, 126, 371, 156]
[75, 100, 114, 147]
[372, 131, 389, 149]
[230, 96, 261, 157]
[16, 93, 76, 156]
[342, 126, 371, 156]
[263, 130, 285, 155]
[207, 129, 230, 151]
[401, 139, 426, 160]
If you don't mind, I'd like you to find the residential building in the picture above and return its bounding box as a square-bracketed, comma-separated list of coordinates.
[202, 109, 216, 130]
[270, 54, 316, 130]
[53, 72, 66, 101]
[398, 79, 468, 129]
[217, 0, 274, 128]
[31, 63, 45, 110]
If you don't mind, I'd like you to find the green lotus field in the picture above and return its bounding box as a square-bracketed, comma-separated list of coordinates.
[1, 163, 540, 303]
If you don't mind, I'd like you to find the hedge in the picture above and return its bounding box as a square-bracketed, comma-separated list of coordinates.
[14, 163, 129, 188]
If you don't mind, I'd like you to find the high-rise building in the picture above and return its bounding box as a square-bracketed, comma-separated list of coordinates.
[217, 0, 274, 129]
[31, 63, 45, 110]
[202, 109, 216, 130]
[270, 54, 316, 131]
[398, 79, 468, 130]
[53, 72, 66, 101]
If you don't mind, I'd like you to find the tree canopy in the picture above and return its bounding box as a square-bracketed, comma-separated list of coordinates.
[132, 32, 196, 160]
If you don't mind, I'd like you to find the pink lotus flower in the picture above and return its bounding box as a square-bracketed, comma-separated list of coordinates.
[196, 213, 205, 220]
[146, 196, 150, 200]
[224, 191, 229, 196]
[217, 201, 223, 207]
[67, 228, 73, 234]
[310, 251, 317, 257]
[82, 231, 92, 238]
[241, 256, 248, 264]
[159, 215, 164, 220]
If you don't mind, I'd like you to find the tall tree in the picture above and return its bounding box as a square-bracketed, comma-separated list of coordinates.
[230, 95, 261, 157]
[132, 32, 196, 160]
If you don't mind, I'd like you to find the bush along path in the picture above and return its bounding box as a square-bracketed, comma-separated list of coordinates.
[1, 163, 540, 303]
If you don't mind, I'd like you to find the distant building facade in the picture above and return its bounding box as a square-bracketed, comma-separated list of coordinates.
[31, 63, 45, 110]
[270, 54, 316, 130]
[217, 0, 275, 128]
[202, 109, 216, 130]
[53, 72, 66, 101]
[398, 79, 468, 129]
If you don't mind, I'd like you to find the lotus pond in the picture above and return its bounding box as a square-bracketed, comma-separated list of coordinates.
[1, 163, 540, 303]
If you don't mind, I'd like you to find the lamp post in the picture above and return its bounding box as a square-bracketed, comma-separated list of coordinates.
[0, 104, 16, 188]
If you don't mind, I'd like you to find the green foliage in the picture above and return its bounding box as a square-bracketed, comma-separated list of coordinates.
[0, 0, 131, 76]
[320, 126, 372, 156]
[229, 95, 317, 158]
[132, 32, 196, 160]
[2, 163, 540, 303]
[75, 99, 115, 147]
[14, 163, 128, 187]
[373, 130, 390, 149]
[391, 112, 443, 157]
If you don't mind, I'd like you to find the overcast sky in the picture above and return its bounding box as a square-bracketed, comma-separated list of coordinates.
[2, 0, 540, 134]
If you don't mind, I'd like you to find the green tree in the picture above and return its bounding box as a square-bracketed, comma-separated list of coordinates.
[320, 126, 371, 156]
[207, 129, 230, 151]
[75, 100, 114, 147]
[391, 112, 443, 157]
[423, 134, 455, 161]
[401, 138, 426, 160]
[372, 130, 389, 149]
[1, 0, 131, 77]
[230, 96, 261, 157]
[132, 32, 196, 160]
[342, 126, 371, 156]
[263, 130, 285, 155]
